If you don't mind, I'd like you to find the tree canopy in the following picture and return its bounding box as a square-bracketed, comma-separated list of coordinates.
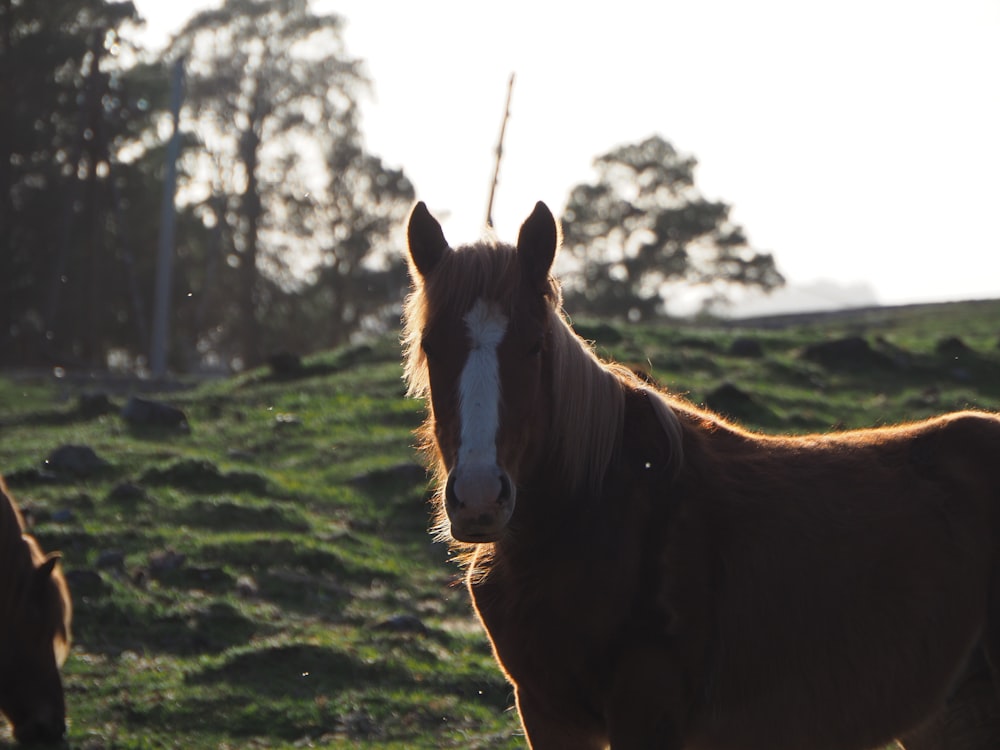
[166, 0, 413, 368]
[1, 4, 783, 372]
[560, 135, 784, 320]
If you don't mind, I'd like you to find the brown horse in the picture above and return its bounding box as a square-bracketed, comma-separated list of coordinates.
[0, 475, 72, 744]
[403, 200, 1000, 750]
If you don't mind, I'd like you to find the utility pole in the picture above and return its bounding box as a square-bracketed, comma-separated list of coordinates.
[150, 58, 184, 378]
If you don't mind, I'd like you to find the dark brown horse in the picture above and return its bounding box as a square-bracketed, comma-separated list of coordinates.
[403, 200, 1000, 750]
[0, 475, 72, 744]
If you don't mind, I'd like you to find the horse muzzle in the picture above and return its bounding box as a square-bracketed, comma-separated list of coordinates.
[444, 465, 515, 542]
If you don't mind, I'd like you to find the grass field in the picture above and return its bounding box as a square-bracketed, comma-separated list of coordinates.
[2, 299, 999, 748]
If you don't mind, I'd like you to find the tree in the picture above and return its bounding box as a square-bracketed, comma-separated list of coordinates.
[0, 0, 155, 366]
[168, 0, 411, 369]
[0, 0, 412, 371]
[560, 135, 784, 320]
[279, 140, 414, 352]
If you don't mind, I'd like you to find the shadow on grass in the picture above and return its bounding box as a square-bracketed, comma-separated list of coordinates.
[171, 498, 311, 532]
[179, 640, 514, 740]
[191, 536, 386, 616]
[197, 537, 361, 576]
[77, 597, 262, 656]
[141, 458, 269, 495]
[189, 643, 409, 697]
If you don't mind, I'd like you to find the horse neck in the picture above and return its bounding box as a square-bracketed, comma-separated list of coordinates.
[508, 313, 687, 535]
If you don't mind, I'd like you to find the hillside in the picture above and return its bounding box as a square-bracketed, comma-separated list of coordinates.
[1, 300, 999, 748]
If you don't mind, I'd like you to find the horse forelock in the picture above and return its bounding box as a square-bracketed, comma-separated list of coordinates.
[402, 238, 566, 390]
[403, 241, 517, 398]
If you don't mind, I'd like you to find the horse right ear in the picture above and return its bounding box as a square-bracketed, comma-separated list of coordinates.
[407, 201, 449, 279]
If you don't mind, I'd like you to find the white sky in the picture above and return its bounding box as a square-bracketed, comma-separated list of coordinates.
[131, 0, 1000, 310]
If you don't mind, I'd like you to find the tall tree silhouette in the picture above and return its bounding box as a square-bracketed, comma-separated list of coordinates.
[561, 135, 784, 319]
[0, 0, 149, 365]
[168, 0, 374, 368]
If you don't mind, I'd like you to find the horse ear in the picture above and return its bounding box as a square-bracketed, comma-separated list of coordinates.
[516, 201, 558, 289]
[37, 552, 61, 580]
[407, 201, 449, 279]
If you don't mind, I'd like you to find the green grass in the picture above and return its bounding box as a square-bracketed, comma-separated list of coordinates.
[1, 299, 999, 747]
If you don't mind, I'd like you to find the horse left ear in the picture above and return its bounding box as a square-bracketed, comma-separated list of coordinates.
[516, 201, 558, 289]
[37, 552, 61, 580]
[407, 201, 450, 279]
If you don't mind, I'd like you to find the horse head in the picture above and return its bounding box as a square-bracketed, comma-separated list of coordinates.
[0, 509, 71, 744]
[406, 202, 559, 543]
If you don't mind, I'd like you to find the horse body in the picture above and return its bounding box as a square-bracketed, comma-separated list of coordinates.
[403, 200, 1000, 749]
[0, 475, 72, 744]
[675, 410, 998, 750]
[474, 404, 1000, 750]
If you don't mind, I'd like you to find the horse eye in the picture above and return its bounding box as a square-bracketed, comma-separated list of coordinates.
[420, 339, 436, 359]
[527, 339, 543, 357]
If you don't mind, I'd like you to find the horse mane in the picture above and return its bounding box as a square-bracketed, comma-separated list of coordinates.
[0, 476, 72, 666]
[545, 307, 685, 493]
[402, 239, 685, 545]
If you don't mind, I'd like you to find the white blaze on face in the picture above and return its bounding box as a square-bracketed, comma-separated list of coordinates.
[458, 299, 508, 467]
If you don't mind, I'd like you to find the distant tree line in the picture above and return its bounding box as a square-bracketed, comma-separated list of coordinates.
[0, 0, 782, 372]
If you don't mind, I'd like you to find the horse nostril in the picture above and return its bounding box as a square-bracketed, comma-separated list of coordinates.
[498, 474, 511, 504]
[445, 473, 462, 510]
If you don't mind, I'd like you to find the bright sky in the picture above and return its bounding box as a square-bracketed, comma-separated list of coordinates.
[131, 0, 1000, 312]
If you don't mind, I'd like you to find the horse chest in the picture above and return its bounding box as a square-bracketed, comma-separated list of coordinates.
[470, 554, 643, 702]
